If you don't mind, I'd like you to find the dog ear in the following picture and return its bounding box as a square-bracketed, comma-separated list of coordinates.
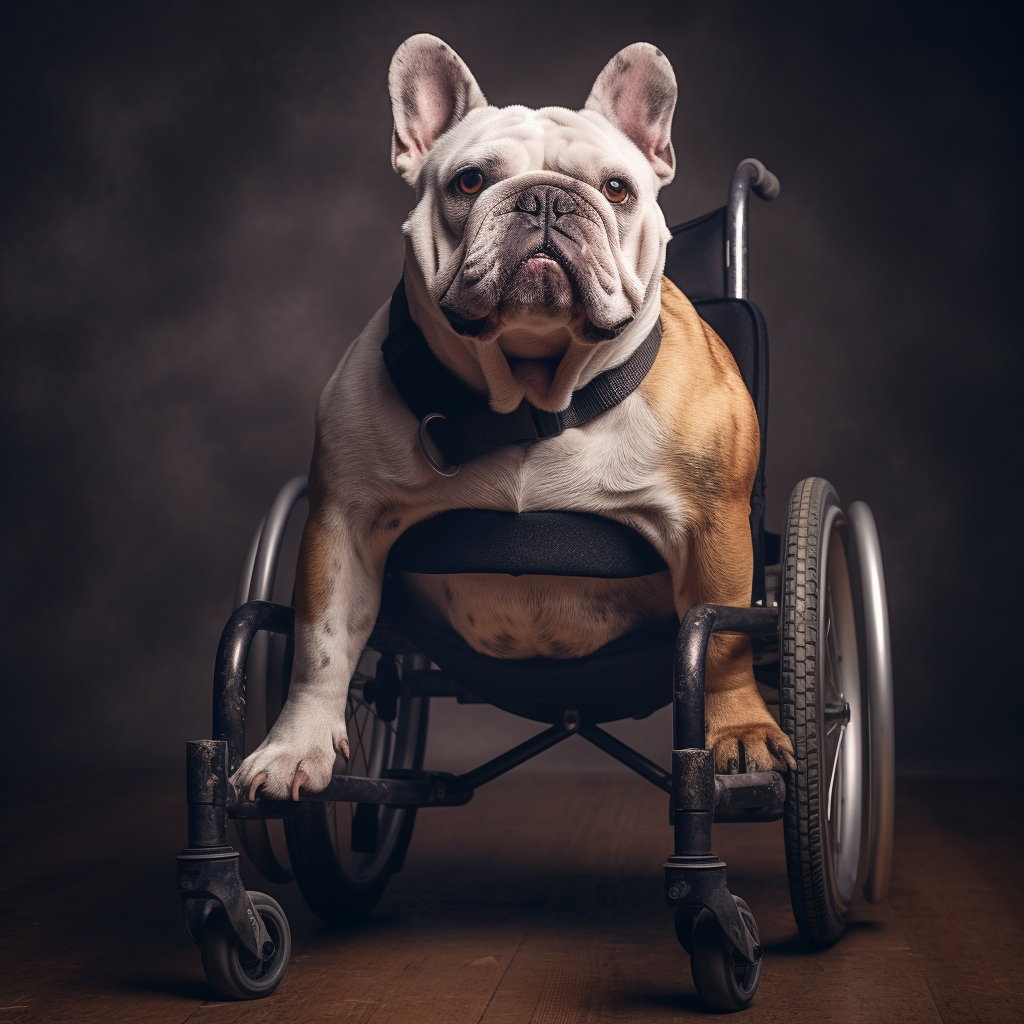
[389, 34, 488, 184]
[584, 43, 677, 186]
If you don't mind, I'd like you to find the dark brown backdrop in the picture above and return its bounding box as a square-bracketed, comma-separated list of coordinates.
[2, 1, 1019, 777]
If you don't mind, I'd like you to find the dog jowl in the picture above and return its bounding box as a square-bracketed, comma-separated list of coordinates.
[233, 34, 794, 803]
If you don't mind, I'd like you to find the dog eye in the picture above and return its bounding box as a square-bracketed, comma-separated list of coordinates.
[602, 178, 628, 203]
[458, 168, 484, 195]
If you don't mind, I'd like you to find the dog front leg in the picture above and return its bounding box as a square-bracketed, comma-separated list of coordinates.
[681, 501, 796, 775]
[231, 507, 382, 801]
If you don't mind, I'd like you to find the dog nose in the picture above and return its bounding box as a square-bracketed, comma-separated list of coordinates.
[513, 185, 579, 220]
[515, 190, 542, 214]
[551, 192, 576, 219]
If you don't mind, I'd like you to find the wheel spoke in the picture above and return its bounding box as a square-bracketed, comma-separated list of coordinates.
[350, 706, 368, 769]
[825, 584, 846, 832]
[288, 650, 428, 901]
[348, 693, 399, 736]
[823, 599, 842, 704]
[826, 721, 846, 826]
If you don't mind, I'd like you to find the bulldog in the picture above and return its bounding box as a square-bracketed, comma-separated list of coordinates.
[234, 34, 795, 802]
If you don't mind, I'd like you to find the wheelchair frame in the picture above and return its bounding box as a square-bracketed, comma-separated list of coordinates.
[176, 159, 895, 1010]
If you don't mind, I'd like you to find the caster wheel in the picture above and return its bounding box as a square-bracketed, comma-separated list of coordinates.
[200, 891, 291, 1000]
[690, 897, 761, 1012]
[673, 907, 701, 954]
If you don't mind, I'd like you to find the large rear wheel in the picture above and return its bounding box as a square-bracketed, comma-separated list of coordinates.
[233, 476, 308, 884]
[780, 477, 866, 944]
[846, 501, 895, 905]
[284, 650, 429, 923]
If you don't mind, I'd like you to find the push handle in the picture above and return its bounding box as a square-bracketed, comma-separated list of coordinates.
[736, 157, 781, 201]
[727, 158, 781, 299]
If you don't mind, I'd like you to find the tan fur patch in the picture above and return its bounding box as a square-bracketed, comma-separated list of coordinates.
[642, 277, 760, 683]
[402, 570, 675, 658]
[641, 277, 760, 518]
[295, 512, 333, 627]
[294, 455, 343, 627]
[639, 280, 792, 767]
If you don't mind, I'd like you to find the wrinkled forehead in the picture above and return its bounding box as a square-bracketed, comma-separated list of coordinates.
[423, 105, 656, 189]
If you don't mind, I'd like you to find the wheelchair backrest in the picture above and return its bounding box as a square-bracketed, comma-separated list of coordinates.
[665, 209, 771, 601]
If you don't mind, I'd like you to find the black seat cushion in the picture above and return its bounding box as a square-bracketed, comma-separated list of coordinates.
[694, 298, 770, 601]
[387, 509, 667, 578]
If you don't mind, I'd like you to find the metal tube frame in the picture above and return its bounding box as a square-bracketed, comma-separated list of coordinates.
[207, 599, 785, 815]
[178, 738, 274, 962]
[670, 604, 779, 849]
[663, 603, 781, 965]
[230, 477, 309, 887]
[186, 597, 786, 965]
[726, 157, 781, 300]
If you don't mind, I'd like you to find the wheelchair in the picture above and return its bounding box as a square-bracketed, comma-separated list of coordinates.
[176, 159, 895, 1013]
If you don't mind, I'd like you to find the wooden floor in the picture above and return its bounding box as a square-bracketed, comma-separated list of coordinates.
[1, 772, 1021, 1024]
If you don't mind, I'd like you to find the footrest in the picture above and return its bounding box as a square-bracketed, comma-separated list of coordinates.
[230, 771, 473, 817]
[714, 771, 785, 821]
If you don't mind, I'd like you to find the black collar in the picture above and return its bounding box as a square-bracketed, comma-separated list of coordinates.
[381, 279, 661, 471]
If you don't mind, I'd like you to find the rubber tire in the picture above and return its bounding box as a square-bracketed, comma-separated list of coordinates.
[284, 802, 397, 923]
[200, 892, 291, 1000]
[284, 691, 429, 925]
[674, 907, 701, 954]
[780, 477, 848, 945]
[233, 476, 309, 886]
[689, 897, 761, 1012]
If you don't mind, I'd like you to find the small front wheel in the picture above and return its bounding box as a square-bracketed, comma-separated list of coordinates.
[690, 897, 761, 1012]
[200, 891, 291, 1000]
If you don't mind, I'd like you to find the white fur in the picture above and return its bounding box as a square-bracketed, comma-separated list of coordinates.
[232, 37, 686, 800]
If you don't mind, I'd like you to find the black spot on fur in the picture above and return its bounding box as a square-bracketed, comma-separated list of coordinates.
[466, 612, 475, 626]
[489, 632, 520, 657]
[320, 654, 330, 668]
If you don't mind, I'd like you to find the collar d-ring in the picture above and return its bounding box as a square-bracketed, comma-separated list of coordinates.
[418, 413, 461, 476]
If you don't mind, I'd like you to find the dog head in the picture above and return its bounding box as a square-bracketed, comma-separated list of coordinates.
[389, 35, 676, 413]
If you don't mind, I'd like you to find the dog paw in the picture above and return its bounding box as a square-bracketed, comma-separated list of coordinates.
[231, 706, 349, 801]
[709, 722, 796, 774]
[706, 691, 796, 774]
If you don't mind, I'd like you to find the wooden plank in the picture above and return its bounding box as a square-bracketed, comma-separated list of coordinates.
[477, 781, 942, 1024]
[1, 773, 1020, 1023]
[885, 781, 1024, 1024]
